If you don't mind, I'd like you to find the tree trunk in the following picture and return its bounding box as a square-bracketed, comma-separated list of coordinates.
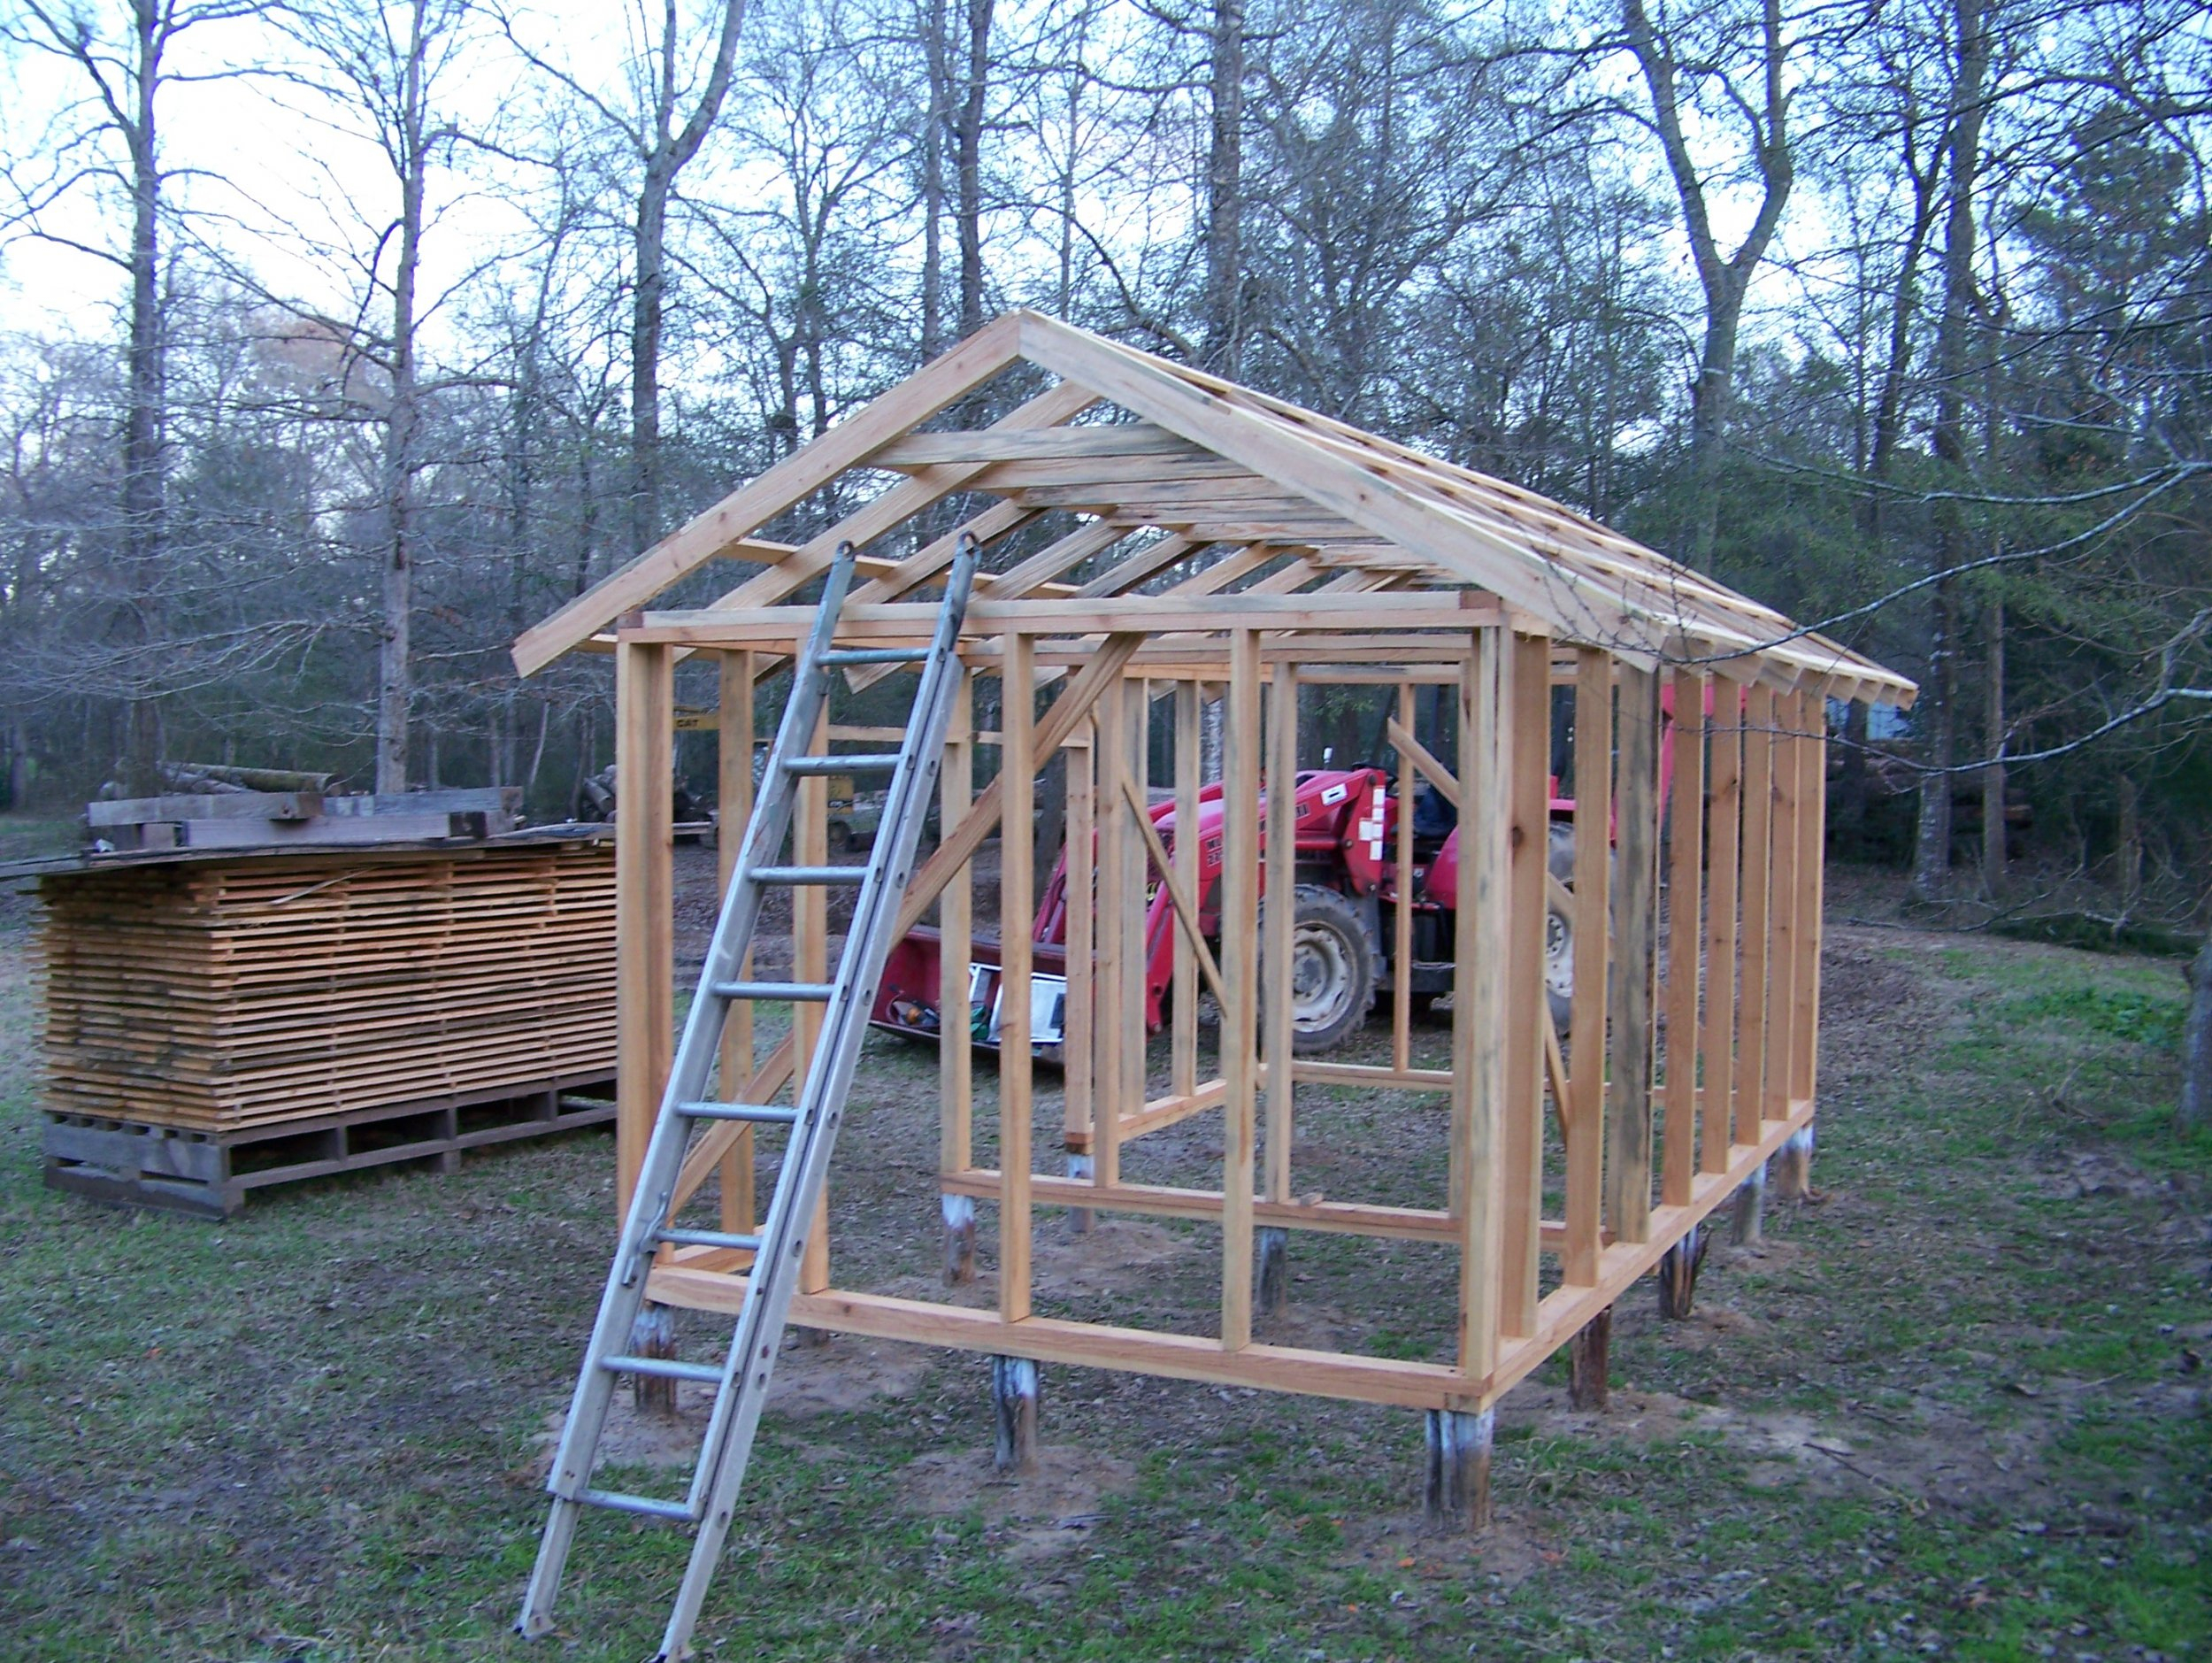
[1912, 0, 1989, 903]
[1834, 697, 1870, 858]
[2116, 775, 2142, 914]
[1686, 285, 1747, 564]
[1862, 114, 1944, 546]
[1202, 0, 1246, 374]
[631, 162, 672, 558]
[2182, 930, 2212, 1131]
[1981, 597, 2005, 893]
[919, 0, 949, 360]
[121, 0, 166, 795]
[1912, 581, 1957, 899]
[629, 0, 749, 553]
[954, 0, 994, 339]
[1622, 0, 1793, 567]
[376, 0, 430, 797]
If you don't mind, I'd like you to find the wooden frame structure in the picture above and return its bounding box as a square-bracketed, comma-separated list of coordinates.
[517, 312, 1913, 1513]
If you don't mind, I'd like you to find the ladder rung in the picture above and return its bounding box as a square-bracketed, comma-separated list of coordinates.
[712, 980, 835, 1002]
[658, 1227, 766, 1251]
[580, 1488, 696, 1522]
[600, 1353, 726, 1384]
[748, 865, 866, 885]
[676, 1100, 801, 1125]
[782, 752, 902, 775]
[821, 646, 929, 666]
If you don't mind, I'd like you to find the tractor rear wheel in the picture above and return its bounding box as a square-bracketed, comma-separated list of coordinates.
[1260, 884, 1379, 1055]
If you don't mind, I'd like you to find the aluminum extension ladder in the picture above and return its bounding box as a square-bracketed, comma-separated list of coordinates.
[519, 534, 982, 1659]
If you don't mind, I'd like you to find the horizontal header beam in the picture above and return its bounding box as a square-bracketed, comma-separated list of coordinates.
[624, 589, 1501, 646]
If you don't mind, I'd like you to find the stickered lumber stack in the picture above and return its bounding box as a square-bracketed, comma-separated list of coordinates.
[38, 839, 617, 1135]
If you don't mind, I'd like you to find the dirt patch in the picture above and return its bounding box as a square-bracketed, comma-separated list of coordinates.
[1708, 1236, 1809, 1273]
[1340, 1509, 1563, 1589]
[525, 1384, 717, 1475]
[902, 1443, 1136, 1561]
[1505, 1382, 1714, 1444]
[1032, 1218, 1194, 1298]
[523, 1333, 934, 1476]
[1500, 1378, 2068, 1520]
[770, 1333, 937, 1415]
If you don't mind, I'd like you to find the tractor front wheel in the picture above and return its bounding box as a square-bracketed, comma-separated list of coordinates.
[1260, 884, 1379, 1055]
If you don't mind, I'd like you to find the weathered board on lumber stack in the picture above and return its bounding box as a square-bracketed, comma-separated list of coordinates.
[87, 786, 521, 853]
[37, 839, 616, 1136]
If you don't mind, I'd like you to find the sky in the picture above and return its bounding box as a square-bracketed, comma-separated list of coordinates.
[0, 0, 1809, 403]
[0, 2, 625, 350]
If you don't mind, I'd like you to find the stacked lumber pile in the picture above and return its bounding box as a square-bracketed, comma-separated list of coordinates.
[39, 840, 616, 1131]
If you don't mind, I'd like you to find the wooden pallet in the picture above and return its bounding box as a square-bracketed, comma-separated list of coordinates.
[42, 1074, 618, 1218]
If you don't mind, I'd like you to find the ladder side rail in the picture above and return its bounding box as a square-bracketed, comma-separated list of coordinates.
[521, 545, 863, 1636]
[681, 535, 980, 1514]
[659, 542, 982, 1657]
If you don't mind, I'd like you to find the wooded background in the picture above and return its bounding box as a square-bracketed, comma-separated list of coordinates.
[1, 0, 2206, 917]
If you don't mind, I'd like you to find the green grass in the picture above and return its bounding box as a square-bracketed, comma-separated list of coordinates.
[1, 912, 2208, 1660]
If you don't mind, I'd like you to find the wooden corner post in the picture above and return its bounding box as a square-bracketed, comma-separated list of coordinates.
[616, 632, 677, 1411]
[615, 634, 675, 1221]
[1499, 628, 1551, 1339]
[1563, 649, 1612, 1288]
[1455, 627, 1511, 1386]
[1603, 664, 1660, 1248]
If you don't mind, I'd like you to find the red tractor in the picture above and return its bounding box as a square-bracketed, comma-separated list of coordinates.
[870, 753, 1601, 1059]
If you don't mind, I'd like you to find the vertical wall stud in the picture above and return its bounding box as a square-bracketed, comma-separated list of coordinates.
[1766, 688, 1802, 1126]
[1500, 629, 1552, 1338]
[1563, 650, 1612, 1287]
[1000, 635, 1037, 1324]
[1700, 687, 1742, 1174]
[1263, 660, 1298, 1213]
[1659, 669, 1706, 1209]
[1604, 665, 1660, 1245]
[1094, 674, 1127, 1189]
[1220, 630, 1262, 1352]
[1063, 719, 1094, 1227]
[1393, 681, 1416, 1074]
[1734, 684, 1775, 1149]
[1172, 681, 1201, 1101]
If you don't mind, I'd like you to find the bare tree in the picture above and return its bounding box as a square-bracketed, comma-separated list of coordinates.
[1, 0, 260, 788]
[1202, 0, 1245, 373]
[1618, 0, 1794, 565]
[501, 0, 749, 553]
[1910, 0, 1991, 899]
[278, 0, 480, 792]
